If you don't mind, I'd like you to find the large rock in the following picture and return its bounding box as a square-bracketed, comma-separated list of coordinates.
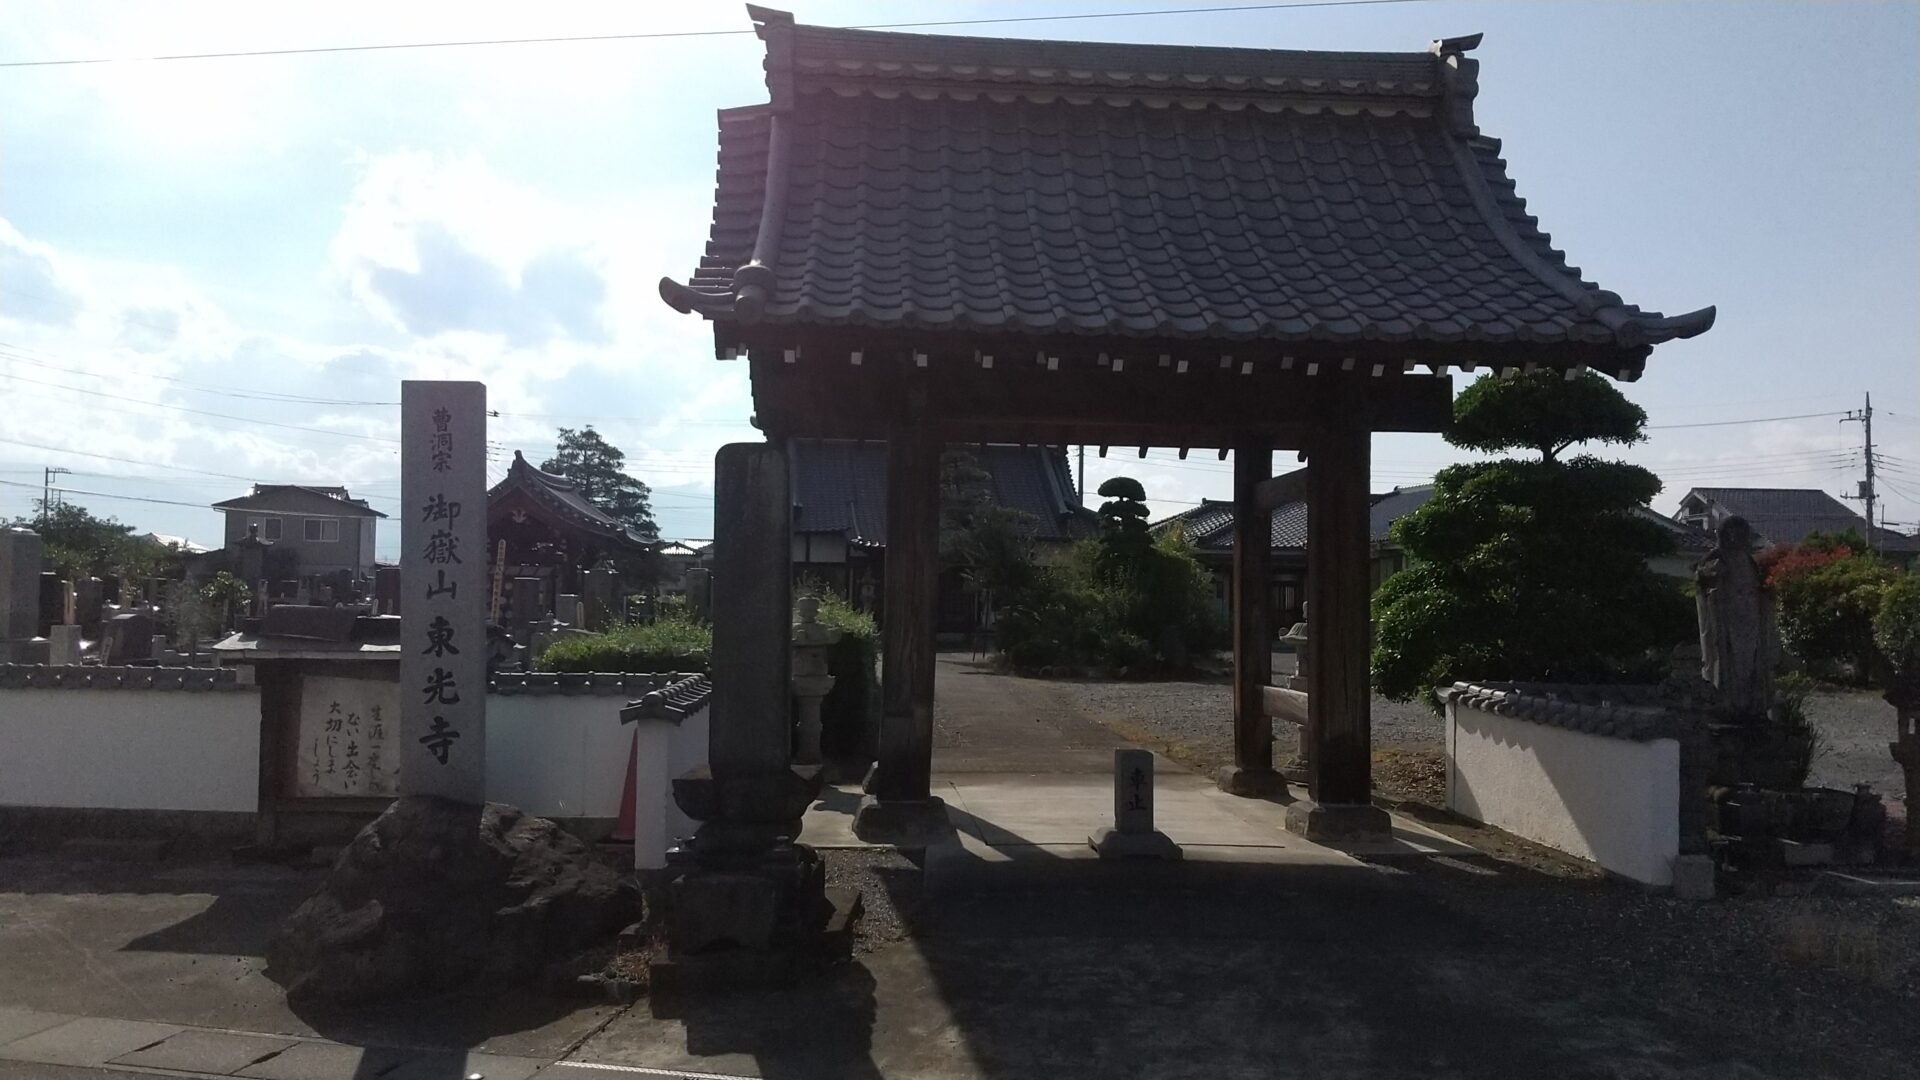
[267, 796, 639, 1004]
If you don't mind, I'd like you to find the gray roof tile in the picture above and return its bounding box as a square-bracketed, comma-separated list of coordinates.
[665, 19, 1711, 365]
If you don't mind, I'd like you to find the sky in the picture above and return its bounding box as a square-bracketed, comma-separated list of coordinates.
[0, 1, 1915, 560]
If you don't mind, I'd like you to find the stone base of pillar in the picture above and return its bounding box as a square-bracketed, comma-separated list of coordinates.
[1670, 853, 1716, 901]
[1284, 799, 1391, 843]
[648, 842, 861, 1013]
[1089, 826, 1183, 860]
[851, 795, 952, 848]
[1216, 765, 1290, 799]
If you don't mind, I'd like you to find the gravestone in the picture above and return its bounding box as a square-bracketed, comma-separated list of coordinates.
[510, 576, 545, 624]
[104, 612, 157, 662]
[685, 567, 712, 622]
[38, 571, 62, 635]
[556, 593, 584, 628]
[47, 624, 83, 666]
[73, 577, 105, 632]
[0, 528, 43, 656]
[374, 566, 402, 615]
[583, 562, 618, 631]
[1090, 748, 1182, 859]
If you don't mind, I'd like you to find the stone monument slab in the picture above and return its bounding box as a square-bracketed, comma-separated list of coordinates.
[399, 380, 488, 802]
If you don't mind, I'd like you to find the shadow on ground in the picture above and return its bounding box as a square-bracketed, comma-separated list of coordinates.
[0, 854, 616, 1069]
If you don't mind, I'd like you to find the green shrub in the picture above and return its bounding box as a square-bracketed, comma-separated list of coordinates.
[1873, 572, 1920, 681]
[1776, 555, 1900, 683]
[534, 614, 712, 673]
[994, 527, 1225, 677]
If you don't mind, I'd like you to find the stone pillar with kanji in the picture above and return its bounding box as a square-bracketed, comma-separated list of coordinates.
[400, 381, 488, 802]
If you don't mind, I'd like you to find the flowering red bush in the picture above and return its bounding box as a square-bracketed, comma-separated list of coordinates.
[1758, 542, 1854, 588]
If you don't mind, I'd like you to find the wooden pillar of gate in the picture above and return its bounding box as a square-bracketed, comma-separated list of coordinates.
[1288, 417, 1390, 840]
[856, 412, 950, 842]
[1220, 439, 1282, 796]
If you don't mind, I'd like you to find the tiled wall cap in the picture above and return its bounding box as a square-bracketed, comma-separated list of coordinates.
[1443, 680, 1706, 742]
[0, 664, 246, 691]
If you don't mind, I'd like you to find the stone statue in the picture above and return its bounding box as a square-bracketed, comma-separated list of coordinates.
[1694, 516, 1777, 720]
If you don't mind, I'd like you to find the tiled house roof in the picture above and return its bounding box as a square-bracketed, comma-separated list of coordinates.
[1678, 486, 1920, 553]
[212, 485, 386, 518]
[1155, 484, 1433, 553]
[791, 439, 1093, 547]
[662, 10, 1713, 373]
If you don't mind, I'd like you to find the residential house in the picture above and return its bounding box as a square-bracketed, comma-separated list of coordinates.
[1675, 487, 1920, 562]
[1156, 483, 1712, 626]
[789, 439, 1095, 632]
[211, 485, 385, 581]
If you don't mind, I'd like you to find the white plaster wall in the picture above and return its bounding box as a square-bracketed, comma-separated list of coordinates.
[485, 696, 638, 821]
[0, 689, 261, 812]
[630, 704, 709, 871]
[487, 695, 708, 869]
[1447, 700, 1680, 886]
[0, 685, 709, 869]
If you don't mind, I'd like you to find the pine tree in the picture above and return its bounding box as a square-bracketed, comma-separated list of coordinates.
[1371, 371, 1691, 705]
[541, 426, 660, 543]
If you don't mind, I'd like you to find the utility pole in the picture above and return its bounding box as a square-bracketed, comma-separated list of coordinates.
[1077, 444, 1086, 503]
[1842, 392, 1876, 554]
[41, 466, 69, 526]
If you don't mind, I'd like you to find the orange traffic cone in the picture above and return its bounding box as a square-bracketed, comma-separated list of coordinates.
[608, 727, 639, 844]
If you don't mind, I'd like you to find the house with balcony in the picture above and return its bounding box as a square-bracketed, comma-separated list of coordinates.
[210, 485, 385, 581]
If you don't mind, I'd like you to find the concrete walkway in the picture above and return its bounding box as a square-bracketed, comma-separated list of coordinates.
[802, 655, 1470, 871]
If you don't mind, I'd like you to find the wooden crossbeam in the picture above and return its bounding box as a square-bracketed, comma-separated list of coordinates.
[1251, 466, 1310, 512]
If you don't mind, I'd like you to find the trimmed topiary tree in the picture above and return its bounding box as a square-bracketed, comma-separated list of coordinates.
[1372, 371, 1691, 706]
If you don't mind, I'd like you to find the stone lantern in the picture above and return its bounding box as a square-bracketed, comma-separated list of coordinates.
[791, 595, 841, 765]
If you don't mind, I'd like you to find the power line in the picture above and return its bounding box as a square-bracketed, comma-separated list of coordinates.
[0, 1, 1431, 69]
[0, 342, 400, 408]
[1645, 411, 1850, 430]
[0, 476, 235, 511]
[0, 367, 407, 447]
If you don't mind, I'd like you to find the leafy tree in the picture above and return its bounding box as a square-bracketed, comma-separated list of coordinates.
[5, 499, 174, 582]
[994, 475, 1224, 675]
[541, 426, 660, 543]
[1372, 371, 1691, 706]
[939, 448, 1038, 597]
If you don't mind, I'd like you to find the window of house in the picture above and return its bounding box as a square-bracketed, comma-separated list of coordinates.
[304, 517, 339, 542]
[257, 517, 283, 541]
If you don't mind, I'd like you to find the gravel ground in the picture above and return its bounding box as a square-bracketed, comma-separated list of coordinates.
[1043, 656, 1911, 812]
[825, 848, 924, 954]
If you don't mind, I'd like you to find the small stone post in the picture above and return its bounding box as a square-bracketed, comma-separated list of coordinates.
[1090, 748, 1182, 859]
[790, 595, 840, 766]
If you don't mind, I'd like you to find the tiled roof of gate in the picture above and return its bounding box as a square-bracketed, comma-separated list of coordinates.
[662, 10, 1713, 368]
